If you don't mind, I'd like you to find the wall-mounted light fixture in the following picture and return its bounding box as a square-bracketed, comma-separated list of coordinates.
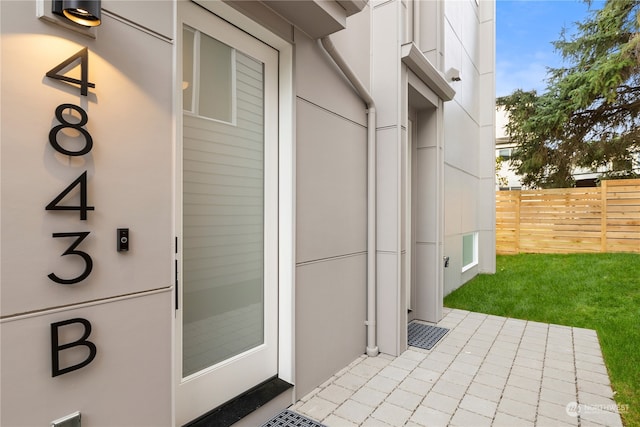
[52, 0, 101, 27]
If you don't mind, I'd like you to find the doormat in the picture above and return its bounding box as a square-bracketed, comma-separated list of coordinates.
[408, 322, 449, 350]
[261, 410, 326, 427]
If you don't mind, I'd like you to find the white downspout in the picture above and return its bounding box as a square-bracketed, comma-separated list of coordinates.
[413, 0, 420, 48]
[320, 36, 379, 357]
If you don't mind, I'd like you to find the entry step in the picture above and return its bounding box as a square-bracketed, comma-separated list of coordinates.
[184, 377, 293, 427]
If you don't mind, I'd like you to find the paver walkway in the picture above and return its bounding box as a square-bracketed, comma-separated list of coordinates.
[290, 308, 624, 426]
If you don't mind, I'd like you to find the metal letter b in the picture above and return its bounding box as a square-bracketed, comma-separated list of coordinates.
[51, 318, 97, 377]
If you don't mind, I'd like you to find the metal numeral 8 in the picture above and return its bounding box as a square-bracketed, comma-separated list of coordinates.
[49, 104, 93, 156]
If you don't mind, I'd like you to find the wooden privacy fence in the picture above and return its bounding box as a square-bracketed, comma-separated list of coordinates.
[496, 179, 640, 254]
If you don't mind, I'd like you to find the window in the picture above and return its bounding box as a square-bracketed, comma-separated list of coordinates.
[183, 26, 235, 123]
[498, 148, 512, 161]
[462, 233, 478, 272]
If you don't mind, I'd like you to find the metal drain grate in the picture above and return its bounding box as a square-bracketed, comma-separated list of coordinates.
[261, 410, 326, 427]
[408, 322, 449, 350]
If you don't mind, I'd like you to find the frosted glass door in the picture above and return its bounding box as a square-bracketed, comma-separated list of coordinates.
[176, 5, 278, 423]
[182, 28, 266, 376]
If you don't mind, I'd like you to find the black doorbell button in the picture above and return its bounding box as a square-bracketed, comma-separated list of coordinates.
[117, 228, 129, 252]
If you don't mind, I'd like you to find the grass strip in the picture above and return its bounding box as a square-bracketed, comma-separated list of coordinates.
[444, 253, 640, 426]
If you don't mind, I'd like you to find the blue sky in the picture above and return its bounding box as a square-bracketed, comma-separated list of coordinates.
[496, 0, 605, 97]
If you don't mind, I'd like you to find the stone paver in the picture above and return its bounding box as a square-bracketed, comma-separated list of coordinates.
[334, 399, 372, 424]
[493, 412, 535, 427]
[371, 402, 412, 425]
[458, 394, 497, 418]
[467, 381, 503, 403]
[410, 406, 451, 427]
[351, 387, 387, 408]
[386, 389, 423, 412]
[497, 397, 537, 422]
[318, 384, 353, 405]
[449, 408, 492, 426]
[289, 308, 624, 426]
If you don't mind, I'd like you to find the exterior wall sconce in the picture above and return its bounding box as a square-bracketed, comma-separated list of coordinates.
[52, 0, 101, 27]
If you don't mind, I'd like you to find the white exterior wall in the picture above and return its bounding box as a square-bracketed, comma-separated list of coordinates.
[442, 0, 496, 295]
[1, 1, 174, 425]
[370, 0, 495, 355]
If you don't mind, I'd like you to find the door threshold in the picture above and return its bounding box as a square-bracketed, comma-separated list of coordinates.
[184, 377, 293, 427]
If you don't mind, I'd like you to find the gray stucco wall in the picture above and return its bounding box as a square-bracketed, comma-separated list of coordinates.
[442, 0, 496, 296]
[0, 1, 174, 425]
[293, 19, 370, 398]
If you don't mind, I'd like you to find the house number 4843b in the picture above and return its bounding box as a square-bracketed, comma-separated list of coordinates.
[45, 48, 98, 378]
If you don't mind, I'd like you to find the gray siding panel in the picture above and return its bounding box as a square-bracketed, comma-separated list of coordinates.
[293, 26, 369, 397]
[295, 255, 367, 398]
[295, 99, 368, 263]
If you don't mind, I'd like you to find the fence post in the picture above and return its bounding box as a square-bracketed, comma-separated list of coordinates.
[601, 180, 608, 252]
[515, 192, 521, 253]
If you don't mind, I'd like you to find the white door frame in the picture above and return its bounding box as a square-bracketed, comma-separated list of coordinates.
[173, 1, 294, 424]
[405, 72, 444, 325]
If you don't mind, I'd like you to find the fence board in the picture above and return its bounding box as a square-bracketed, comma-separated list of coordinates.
[496, 179, 640, 254]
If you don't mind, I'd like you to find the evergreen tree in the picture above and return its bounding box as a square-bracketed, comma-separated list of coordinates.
[498, 0, 640, 188]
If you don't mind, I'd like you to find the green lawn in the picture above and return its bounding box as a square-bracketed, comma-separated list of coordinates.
[444, 253, 640, 426]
